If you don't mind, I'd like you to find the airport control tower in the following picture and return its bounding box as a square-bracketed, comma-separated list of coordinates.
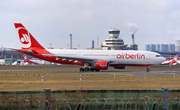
[103, 28, 127, 50]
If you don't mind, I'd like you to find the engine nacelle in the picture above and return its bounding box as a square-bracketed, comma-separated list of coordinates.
[95, 61, 109, 70]
[114, 65, 126, 69]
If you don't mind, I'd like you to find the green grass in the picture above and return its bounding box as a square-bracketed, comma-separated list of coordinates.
[0, 65, 179, 91]
[0, 72, 179, 90]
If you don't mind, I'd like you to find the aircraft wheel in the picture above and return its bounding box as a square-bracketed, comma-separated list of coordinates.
[90, 68, 95, 72]
[79, 68, 84, 72]
[145, 68, 150, 72]
[84, 68, 89, 72]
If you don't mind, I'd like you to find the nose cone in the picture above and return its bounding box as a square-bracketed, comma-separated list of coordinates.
[160, 57, 166, 64]
[162, 57, 166, 62]
[156, 56, 166, 65]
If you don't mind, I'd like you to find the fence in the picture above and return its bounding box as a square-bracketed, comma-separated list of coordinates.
[0, 89, 180, 110]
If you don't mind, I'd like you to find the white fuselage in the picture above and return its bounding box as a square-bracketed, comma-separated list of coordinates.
[46, 49, 165, 66]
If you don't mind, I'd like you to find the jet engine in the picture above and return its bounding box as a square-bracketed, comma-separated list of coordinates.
[95, 61, 109, 70]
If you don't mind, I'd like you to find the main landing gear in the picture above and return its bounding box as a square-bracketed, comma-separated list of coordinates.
[145, 66, 150, 72]
[79, 62, 101, 72]
[79, 68, 89, 72]
[79, 67, 100, 72]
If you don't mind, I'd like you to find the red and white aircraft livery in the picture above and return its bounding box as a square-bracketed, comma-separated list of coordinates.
[14, 23, 166, 72]
[161, 55, 178, 65]
[23, 54, 38, 65]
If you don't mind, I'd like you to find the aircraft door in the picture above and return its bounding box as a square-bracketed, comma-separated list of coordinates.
[76, 51, 80, 57]
[146, 53, 150, 60]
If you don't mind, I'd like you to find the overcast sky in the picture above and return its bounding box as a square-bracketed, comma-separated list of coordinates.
[1, 0, 180, 50]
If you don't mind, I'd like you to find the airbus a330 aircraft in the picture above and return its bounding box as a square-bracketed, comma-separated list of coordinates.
[14, 23, 166, 72]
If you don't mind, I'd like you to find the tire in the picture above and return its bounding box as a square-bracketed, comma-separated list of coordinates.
[79, 68, 84, 72]
[90, 68, 95, 72]
[146, 69, 150, 72]
[84, 68, 89, 72]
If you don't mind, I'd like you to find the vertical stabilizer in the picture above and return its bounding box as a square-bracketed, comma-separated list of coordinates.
[14, 23, 44, 49]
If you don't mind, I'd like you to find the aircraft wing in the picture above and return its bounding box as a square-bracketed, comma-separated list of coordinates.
[41, 54, 114, 64]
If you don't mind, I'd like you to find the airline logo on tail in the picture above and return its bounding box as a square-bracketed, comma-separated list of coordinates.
[23, 54, 29, 62]
[170, 55, 178, 64]
[23, 54, 38, 64]
[15, 23, 49, 53]
[161, 55, 178, 65]
[17, 27, 31, 48]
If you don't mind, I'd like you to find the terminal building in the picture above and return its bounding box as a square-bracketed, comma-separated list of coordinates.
[0, 49, 23, 65]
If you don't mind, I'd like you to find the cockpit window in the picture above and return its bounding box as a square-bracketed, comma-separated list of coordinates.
[156, 55, 162, 57]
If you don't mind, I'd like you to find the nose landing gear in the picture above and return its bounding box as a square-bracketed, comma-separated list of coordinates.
[145, 66, 150, 72]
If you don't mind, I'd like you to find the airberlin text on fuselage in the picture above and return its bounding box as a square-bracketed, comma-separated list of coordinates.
[116, 53, 145, 59]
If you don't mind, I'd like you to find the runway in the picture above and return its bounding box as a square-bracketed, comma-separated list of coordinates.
[0, 70, 179, 76]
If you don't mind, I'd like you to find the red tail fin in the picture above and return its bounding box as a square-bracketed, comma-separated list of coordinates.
[14, 23, 44, 49]
[23, 54, 30, 62]
[171, 55, 178, 63]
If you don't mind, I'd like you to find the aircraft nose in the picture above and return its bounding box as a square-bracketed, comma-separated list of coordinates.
[162, 57, 166, 62]
[158, 57, 166, 65]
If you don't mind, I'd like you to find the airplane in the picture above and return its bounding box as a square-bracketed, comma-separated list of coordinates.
[23, 54, 39, 65]
[14, 23, 166, 72]
[177, 60, 180, 64]
[23, 54, 51, 65]
[161, 55, 178, 65]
